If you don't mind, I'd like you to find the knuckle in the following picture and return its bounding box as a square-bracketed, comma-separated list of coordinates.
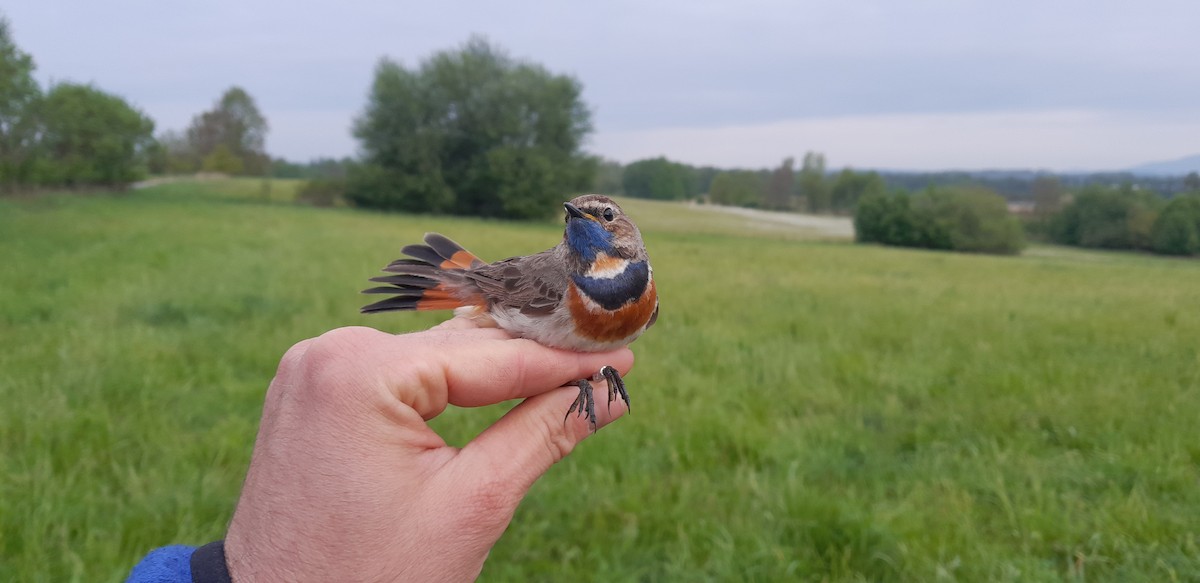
[293, 326, 383, 408]
[300, 327, 376, 374]
[404, 356, 449, 418]
[265, 338, 316, 406]
[276, 338, 314, 375]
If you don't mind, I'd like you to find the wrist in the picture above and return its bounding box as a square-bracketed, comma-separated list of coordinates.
[189, 540, 232, 583]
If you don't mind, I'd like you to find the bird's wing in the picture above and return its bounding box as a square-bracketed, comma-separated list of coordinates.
[467, 251, 568, 316]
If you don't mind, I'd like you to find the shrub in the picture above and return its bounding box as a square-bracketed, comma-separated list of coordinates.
[295, 177, 345, 207]
[1150, 194, 1200, 256]
[855, 187, 1024, 255]
[1050, 185, 1161, 250]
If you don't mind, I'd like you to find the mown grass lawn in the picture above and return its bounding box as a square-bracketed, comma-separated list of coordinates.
[2, 180, 1199, 581]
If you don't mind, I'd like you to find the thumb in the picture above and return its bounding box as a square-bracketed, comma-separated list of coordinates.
[456, 384, 628, 494]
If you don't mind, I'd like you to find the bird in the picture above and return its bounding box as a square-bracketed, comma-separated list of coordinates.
[361, 194, 658, 429]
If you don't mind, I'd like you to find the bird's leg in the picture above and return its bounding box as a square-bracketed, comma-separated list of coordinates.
[565, 379, 598, 431]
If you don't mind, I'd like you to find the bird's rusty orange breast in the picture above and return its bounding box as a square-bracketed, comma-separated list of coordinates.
[567, 278, 658, 343]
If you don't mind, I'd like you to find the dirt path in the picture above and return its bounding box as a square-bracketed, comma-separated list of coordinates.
[690, 203, 855, 238]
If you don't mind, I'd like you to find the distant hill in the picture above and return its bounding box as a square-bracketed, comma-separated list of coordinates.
[1128, 154, 1200, 176]
[864, 168, 1194, 201]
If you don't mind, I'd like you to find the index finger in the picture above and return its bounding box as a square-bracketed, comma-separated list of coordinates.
[436, 335, 634, 409]
[327, 327, 634, 419]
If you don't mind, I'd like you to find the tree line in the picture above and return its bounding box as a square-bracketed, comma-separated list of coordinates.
[1033, 179, 1200, 256]
[849, 176, 1200, 257]
[613, 153, 887, 214]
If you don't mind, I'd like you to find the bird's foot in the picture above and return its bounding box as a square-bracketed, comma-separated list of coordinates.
[593, 365, 629, 414]
[566, 366, 629, 432]
[565, 379, 598, 431]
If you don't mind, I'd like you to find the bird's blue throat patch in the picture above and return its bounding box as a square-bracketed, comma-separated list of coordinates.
[566, 218, 615, 262]
[572, 260, 650, 311]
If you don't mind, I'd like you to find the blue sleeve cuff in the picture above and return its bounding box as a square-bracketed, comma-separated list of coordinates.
[126, 545, 195, 583]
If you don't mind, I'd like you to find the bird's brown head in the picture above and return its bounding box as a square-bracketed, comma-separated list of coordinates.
[562, 194, 647, 264]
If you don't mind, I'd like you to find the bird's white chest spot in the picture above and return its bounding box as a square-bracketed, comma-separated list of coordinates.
[586, 253, 630, 280]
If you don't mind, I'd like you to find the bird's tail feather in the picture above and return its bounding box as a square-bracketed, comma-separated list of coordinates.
[361, 233, 486, 313]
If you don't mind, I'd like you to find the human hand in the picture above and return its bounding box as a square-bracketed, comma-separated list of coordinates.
[223, 320, 633, 582]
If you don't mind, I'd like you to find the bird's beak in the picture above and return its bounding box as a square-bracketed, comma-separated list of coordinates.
[564, 202, 587, 220]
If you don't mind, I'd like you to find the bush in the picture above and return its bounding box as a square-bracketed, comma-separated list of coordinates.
[1050, 185, 1161, 250]
[855, 187, 1024, 255]
[855, 191, 935, 248]
[1149, 194, 1200, 256]
[201, 144, 244, 175]
[343, 162, 453, 213]
[295, 177, 345, 207]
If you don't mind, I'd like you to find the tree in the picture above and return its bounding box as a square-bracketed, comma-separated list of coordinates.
[350, 37, 594, 219]
[855, 187, 1023, 255]
[0, 16, 40, 191]
[830, 168, 884, 214]
[798, 151, 830, 213]
[918, 187, 1025, 254]
[186, 87, 269, 175]
[855, 192, 925, 247]
[709, 170, 764, 207]
[693, 166, 720, 196]
[146, 129, 197, 174]
[1051, 185, 1162, 250]
[35, 83, 154, 187]
[202, 143, 244, 174]
[621, 157, 690, 200]
[1150, 194, 1200, 256]
[592, 158, 624, 194]
[764, 157, 795, 210]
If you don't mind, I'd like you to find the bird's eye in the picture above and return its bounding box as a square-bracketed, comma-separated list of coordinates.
[602, 208, 615, 221]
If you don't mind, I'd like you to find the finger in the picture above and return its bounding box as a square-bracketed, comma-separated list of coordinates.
[438, 339, 634, 409]
[455, 385, 629, 493]
[306, 326, 633, 420]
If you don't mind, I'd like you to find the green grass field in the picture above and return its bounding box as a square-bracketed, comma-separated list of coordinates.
[3, 179, 1199, 581]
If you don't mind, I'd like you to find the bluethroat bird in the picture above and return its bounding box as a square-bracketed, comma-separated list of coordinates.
[361, 194, 658, 429]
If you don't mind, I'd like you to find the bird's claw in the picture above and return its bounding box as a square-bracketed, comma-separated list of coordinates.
[565, 379, 598, 431]
[600, 365, 629, 414]
[565, 366, 629, 432]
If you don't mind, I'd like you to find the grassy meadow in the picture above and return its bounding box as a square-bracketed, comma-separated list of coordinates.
[2, 179, 1199, 582]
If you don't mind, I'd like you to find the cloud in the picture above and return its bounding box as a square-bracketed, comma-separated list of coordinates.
[7, 0, 1200, 167]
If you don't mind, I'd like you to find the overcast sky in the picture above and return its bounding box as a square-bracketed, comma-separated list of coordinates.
[6, 1, 1198, 171]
